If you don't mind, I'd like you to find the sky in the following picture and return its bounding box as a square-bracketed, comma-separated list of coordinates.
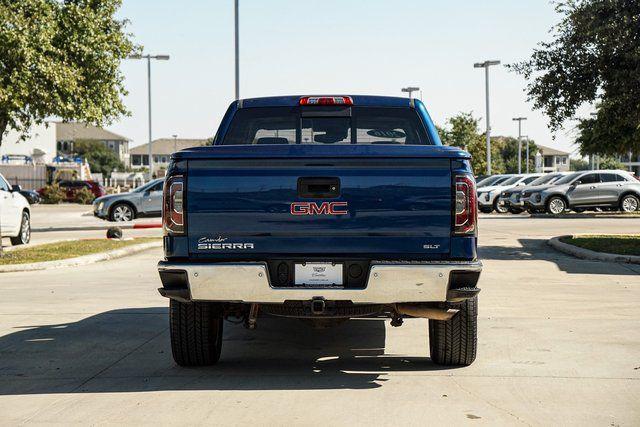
[112, 0, 586, 155]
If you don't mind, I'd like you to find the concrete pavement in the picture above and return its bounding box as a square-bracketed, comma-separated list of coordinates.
[0, 216, 639, 425]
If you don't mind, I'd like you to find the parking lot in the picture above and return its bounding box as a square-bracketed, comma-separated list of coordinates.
[0, 213, 639, 425]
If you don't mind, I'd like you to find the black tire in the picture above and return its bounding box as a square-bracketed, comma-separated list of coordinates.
[170, 300, 223, 367]
[508, 207, 524, 214]
[620, 194, 640, 212]
[572, 208, 585, 213]
[429, 296, 478, 366]
[109, 202, 135, 222]
[479, 207, 493, 214]
[10, 210, 30, 245]
[546, 196, 566, 215]
[493, 198, 508, 214]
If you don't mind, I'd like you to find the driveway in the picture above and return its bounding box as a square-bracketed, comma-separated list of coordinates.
[0, 216, 639, 425]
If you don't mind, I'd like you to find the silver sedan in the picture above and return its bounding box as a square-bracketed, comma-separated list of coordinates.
[93, 178, 164, 221]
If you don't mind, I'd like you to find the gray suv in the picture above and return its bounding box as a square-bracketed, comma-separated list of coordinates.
[93, 178, 164, 221]
[524, 170, 640, 214]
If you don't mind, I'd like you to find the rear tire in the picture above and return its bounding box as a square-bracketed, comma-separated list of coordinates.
[620, 194, 639, 212]
[170, 300, 223, 367]
[10, 211, 30, 245]
[429, 296, 478, 366]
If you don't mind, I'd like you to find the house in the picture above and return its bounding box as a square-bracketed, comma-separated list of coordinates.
[55, 122, 130, 165]
[535, 145, 571, 172]
[130, 138, 209, 172]
[0, 122, 57, 164]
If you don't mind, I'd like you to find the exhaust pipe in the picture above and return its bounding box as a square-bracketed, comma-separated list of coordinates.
[394, 304, 458, 321]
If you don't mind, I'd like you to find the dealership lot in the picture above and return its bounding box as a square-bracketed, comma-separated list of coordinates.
[0, 216, 639, 425]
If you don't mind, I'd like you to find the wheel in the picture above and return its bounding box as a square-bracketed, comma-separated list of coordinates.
[429, 296, 478, 366]
[10, 211, 31, 245]
[546, 196, 566, 215]
[170, 300, 223, 367]
[620, 194, 639, 212]
[493, 198, 508, 214]
[109, 203, 135, 222]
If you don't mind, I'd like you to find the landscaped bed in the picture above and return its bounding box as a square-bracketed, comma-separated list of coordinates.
[559, 235, 640, 256]
[0, 238, 160, 265]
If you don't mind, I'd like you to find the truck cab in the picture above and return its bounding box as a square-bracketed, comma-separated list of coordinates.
[158, 95, 481, 367]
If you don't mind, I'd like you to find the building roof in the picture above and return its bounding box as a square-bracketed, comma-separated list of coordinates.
[537, 144, 571, 156]
[130, 138, 209, 155]
[56, 122, 129, 142]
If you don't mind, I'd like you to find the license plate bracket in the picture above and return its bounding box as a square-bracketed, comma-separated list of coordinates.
[294, 262, 343, 286]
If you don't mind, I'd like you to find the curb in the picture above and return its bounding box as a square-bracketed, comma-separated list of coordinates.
[547, 235, 640, 264]
[532, 213, 640, 219]
[0, 240, 162, 273]
[32, 223, 162, 233]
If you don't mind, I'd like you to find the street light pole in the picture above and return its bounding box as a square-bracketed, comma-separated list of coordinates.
[401, 86, 420, 99]
[127, 54, 170, 179]
[512, 117, 527, 174]
[234, 0, 240, 100]
[474, 60, 501, 175]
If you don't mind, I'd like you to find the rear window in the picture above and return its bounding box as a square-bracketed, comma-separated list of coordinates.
[221, 107, 432, 145]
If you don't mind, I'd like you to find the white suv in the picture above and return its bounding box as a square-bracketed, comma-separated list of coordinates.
[477, 174, 543, 213]
[0, 173, 31, 245]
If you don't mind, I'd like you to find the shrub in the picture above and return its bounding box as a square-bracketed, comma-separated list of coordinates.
[74, 187, 95, 204]
[40, 184, 65, 204]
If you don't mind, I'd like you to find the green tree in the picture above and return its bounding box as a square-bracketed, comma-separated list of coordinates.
[439, 112, 505, 175]
[73, 140, 124, 177]
[0, 0, 137, 146]
[495, 137, 539, 174]
[510, 0, 640, 156]
[598, 156, 624, 170]
[570, 158, 590, 171]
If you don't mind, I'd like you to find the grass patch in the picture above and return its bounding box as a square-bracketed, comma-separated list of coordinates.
[0, 238, 160, 265]
[560, 235, 640, 256]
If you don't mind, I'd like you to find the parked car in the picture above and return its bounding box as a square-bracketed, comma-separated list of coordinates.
[38, 180, 106, 202]
[524, 170, 640, 214]
[499, 172, 570, 214]
[476, 174, 511, 188]
[93, 178, 164, 221]
[18, 189, 42, 205]
[158, 95, 482, 367]
[0, 173, 31, 245]
[477, 174, 542, 213]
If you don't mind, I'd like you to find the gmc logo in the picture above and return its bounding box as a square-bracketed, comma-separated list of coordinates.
[290, 201, 348, 215]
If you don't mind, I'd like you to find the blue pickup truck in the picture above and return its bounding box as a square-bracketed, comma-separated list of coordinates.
[158, 95, 481, 367]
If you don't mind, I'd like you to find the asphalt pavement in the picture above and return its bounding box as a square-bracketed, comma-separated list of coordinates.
[0, 214, 639, 425]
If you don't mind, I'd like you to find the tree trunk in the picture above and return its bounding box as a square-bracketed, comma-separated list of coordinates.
[0, 114, 8, 147]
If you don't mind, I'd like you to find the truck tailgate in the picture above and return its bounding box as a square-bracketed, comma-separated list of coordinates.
[186, 156, 452, 258]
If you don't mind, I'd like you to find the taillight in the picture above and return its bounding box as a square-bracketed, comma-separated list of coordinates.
[299, 96, 353, 106]
[163, 175, 184, 235]
[454, 174, 477, 235]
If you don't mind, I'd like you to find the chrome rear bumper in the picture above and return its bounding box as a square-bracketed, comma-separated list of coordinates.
[158, 261, 482, 304]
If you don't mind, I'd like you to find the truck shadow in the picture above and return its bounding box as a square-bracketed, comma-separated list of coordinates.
[0, 308, 453, 395]
[478, 238, 640, 275]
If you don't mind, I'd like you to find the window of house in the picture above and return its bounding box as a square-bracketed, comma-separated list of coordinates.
[544, 156, 553, 167]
